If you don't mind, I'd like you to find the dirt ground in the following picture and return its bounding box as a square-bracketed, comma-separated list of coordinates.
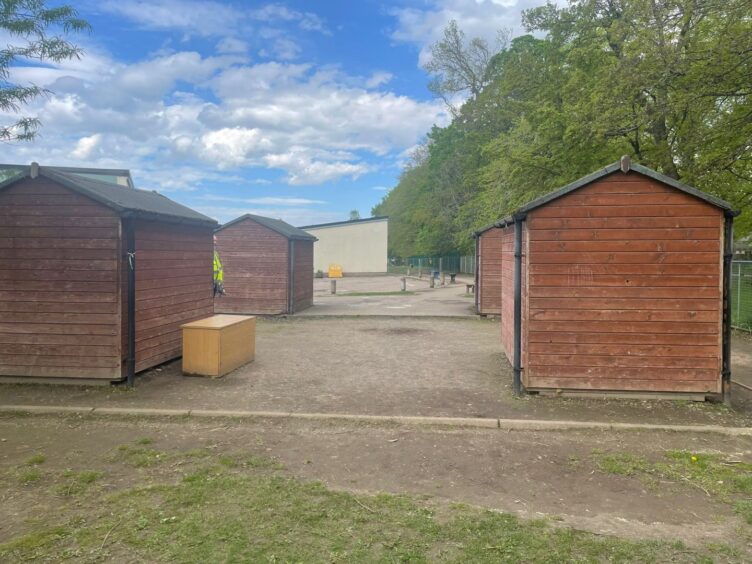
[1, 414, 750, 551]
[300, 274, 476, 317]
[3, 316, 752, 427]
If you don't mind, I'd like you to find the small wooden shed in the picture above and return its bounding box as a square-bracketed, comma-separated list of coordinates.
[0, 163, 216, 385]
[473, 224, 504, 315]
[498, 157, 737, 400]
[214, 214, 316, 315]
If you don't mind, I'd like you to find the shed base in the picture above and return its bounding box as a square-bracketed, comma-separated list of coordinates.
[528, 388, 708, 402]
[0, 376, 115, 387]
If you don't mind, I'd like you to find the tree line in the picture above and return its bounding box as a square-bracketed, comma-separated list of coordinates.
[373, 0, 752, 257]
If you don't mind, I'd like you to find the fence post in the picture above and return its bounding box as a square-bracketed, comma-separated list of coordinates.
[330, 279, 336, 294]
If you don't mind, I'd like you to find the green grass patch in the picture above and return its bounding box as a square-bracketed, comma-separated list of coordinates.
[18, 469, 42, 485]
[135, 437, 154, 445]
[114, 444, 166, 468]
[338, 291, 416, 297]
[596, 453, 649, 476]
[25, 453, 46, 466]
[595, 449, 752, 524]
[0, 452, 737, 563]
[55, 470, 102, 496]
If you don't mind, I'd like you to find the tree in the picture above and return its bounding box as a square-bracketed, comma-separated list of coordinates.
[348, 209, 360, 220]
[1, 0, 90, 141]
[423, 19, 509, 113]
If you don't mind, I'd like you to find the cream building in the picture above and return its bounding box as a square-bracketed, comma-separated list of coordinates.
[301, 216, 389, 275]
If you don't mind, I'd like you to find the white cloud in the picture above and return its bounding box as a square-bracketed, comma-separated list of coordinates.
[216, 37, 249, 54]
[365, 71, 394, 88]
[263, 150, 370, 185]
[101, 0, 243, 37]
[390, 0, 544, 66]
[249, 4, 330, 35]
[372, 185, 391, 191]
[196, 205, 341, 226]
[200, 194, 326, 206]
[71, 134, 102, 159]
[200, 127, 274, 168]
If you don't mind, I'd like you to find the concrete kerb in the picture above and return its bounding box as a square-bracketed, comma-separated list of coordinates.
[1, 405, 752, 436]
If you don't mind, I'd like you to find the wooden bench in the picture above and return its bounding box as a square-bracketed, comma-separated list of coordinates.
[449, 273, 457, 283]
[465, 283, 475, 294]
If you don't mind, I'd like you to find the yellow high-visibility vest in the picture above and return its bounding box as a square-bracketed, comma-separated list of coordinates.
[213, 250, 223, 283]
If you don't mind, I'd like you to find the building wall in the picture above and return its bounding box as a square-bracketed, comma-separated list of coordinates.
[524, 171, 723, 393]
[292, 240, 314, 312]
[305, 219, 388, 274]
[477, 228, 504, 315]
[0, 177, 122, 380]
[129, 220, 214, 372]
[213, 218, 290, 314]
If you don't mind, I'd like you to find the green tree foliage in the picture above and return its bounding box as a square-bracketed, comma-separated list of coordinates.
[374, 0, 752, 256]
[1, 0, 90, 141]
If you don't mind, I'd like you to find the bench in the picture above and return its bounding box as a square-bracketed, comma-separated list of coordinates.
[449, 273, 457, 284]
[465, 283, 475, 294]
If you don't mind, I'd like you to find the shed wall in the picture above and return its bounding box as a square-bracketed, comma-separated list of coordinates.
[128, 220, 213, 373]
[213, 219, 290, 314]
[524, 171, 723, 393]
[0, 177, 122, 379]
[477, 228, 504, 315]
[293, 240, 314, 312]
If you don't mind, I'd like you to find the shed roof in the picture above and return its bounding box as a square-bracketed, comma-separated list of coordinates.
[0, 164, 216, 227]
[300, 216, 388, 230]
[473, 158, 737, 236]
[217, 213, 317, 241]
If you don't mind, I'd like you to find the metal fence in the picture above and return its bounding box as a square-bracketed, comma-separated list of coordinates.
[388, 255, 476, 275]
[732, 260, 752, 330]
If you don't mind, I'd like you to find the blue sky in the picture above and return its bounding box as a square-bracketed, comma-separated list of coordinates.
[3, 0, 543, 226]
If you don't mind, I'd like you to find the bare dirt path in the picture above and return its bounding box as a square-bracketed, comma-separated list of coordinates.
[1, 414, 750, 551]
[3, 317, 752, 427]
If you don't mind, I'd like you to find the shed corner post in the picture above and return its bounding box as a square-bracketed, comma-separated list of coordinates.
[722, 211, 736, 404]
[125, 217, 136, 388]
[288, 239, 296, 315]
[513, 215, 524, 396]
[474, 235, 480, 314]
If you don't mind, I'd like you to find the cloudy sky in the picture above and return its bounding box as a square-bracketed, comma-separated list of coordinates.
[3, 0, 544, 225]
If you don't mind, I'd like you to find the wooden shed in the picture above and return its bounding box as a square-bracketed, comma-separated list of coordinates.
[214, 214, 316, 315]
[498, 157, 737, 400]
[473, 224, 504, 315]
[0, 163, 216, 385]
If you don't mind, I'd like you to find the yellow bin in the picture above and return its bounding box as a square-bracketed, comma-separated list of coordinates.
[181, 315, 255, 377]
[328, 264, 343, 278]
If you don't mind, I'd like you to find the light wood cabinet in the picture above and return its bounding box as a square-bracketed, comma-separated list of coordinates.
[181, 315, 255, 377]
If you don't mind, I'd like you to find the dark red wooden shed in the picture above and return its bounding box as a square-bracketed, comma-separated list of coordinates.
[497, 157, 736, 400]
[214, 214, 316, 315]
[0, 163, 216, 385]
[473, 224, 504, 316]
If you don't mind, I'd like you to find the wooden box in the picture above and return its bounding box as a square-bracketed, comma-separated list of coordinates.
[181, 315, 256, 377]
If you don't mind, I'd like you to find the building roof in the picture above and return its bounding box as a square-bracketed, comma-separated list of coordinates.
[216, 213, 317, 240]
[0, 163, 216, 227]
[473, 157, 737, 236]
[299, 216, 389, 230]
[0, 163, 134, 188]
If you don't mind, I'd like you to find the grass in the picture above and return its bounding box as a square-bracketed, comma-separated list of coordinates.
[55, 470, 102, 496]
[0, 449, 741, 563]
[25, 453, 46, 466]
[338, 291, 416, 297]
[594, 449, 752, 524]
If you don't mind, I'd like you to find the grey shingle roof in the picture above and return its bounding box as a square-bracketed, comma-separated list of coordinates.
[217, 213, 317, 241]
[473, 158, 737, 236]
[0, 164, 216, 226]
